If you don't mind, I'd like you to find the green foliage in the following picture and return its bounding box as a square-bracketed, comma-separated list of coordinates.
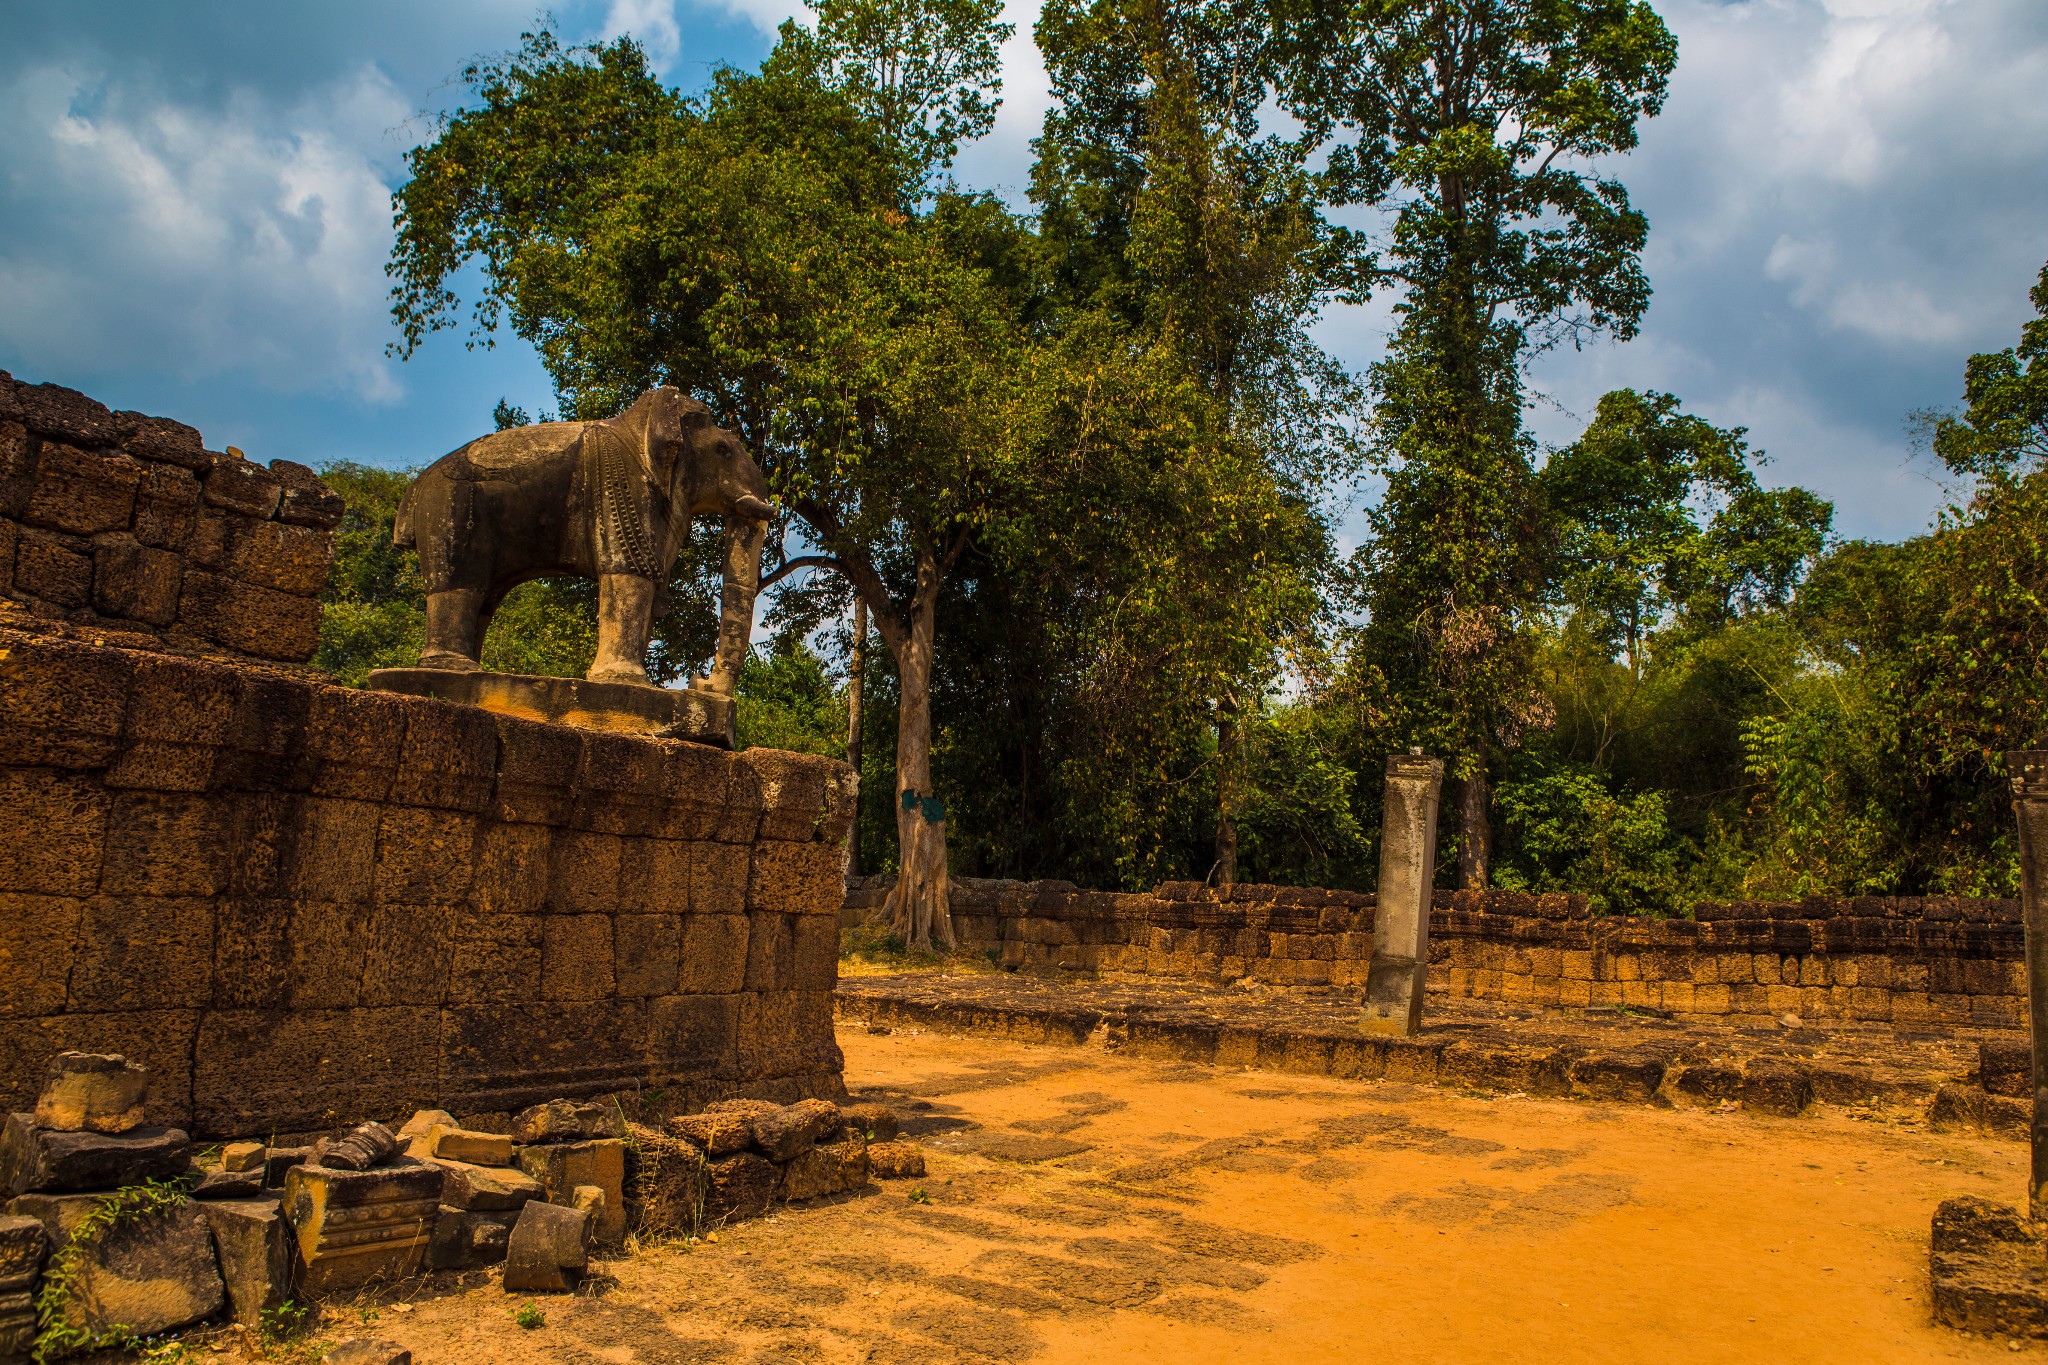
[33, 1176, 195, 1362]
[513, 1301, 546, 1330]
[1926, 261, 2048, 480]
[736, 637, 848, 755]
[313, 462, 424, 686]
[1491, 758, 1681, 915]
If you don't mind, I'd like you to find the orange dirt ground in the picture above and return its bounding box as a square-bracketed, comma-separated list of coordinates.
[209, 1024, 2038, 1364]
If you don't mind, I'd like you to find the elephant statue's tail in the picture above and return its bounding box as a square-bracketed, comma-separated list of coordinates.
[392, 481, 417, 550]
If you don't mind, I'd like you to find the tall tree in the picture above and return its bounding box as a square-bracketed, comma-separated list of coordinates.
[1926, 260, 2048, 483]
[1280, 0, 1679, 885]
[1034, 0, 1356, 883]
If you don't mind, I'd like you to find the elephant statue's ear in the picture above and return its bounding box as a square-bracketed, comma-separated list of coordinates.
[643, 390, 713, 490]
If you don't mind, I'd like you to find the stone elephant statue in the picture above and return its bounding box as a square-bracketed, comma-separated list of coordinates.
[393, 386, 773, 687]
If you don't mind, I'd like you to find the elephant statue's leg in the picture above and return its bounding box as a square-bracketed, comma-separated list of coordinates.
[419, 588, 486, 671]
[590, 573, 656, 685]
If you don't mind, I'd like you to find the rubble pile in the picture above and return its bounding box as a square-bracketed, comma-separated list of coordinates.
[0, 1052, 910, 1360]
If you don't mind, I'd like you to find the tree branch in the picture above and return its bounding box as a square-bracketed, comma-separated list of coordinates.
[758, 555, 843, 589]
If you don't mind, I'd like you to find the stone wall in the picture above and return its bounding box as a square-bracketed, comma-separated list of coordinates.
[1, 630, 856, 1137]
[844, 876, 2026, 1030]
[1, 372, 342, 663]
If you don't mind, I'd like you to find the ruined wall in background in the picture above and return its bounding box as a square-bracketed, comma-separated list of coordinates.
[844, 877, 2026, 1030]
[0, 372, 341, 663]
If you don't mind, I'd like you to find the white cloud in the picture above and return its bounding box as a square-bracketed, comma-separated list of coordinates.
[679, 0, 803, 40]
[0, 61, 410, 402]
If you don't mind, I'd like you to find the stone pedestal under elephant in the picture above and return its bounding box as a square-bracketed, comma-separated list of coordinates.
[392, 387, 771, 687]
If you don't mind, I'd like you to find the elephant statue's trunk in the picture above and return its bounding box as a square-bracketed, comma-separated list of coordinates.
[707, 515, 766, 703]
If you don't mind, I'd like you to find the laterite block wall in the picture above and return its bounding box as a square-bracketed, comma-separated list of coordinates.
[844, 877, 2025, 1030]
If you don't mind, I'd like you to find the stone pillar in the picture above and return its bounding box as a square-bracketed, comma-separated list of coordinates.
[2009, 750, 2048, 1219]
[1363, 751, 1444, 1036]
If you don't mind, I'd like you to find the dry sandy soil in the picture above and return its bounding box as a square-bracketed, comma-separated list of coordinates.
[216, 1024, 2037, 1365]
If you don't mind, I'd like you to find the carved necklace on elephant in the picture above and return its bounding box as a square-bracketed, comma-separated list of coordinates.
[590, 421, 666, 581]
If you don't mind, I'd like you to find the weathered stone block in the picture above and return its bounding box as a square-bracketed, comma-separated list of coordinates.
[433, 1157, 539, 1213]
[201, 454, 281, 518]
[679, 916, 753, 994]
[548, 831, 621, 914]
[178, 569, 321, 661]
[389, 698, 498, 812]
[445, 914, 543, 1005]
[302, 686, 405, 802]
[358, 903, 455, 1007]
[440, 1001, 650, 1113]
[268, 460, 345, 529]
[4, 1191, 103, 1247]
[222, 1142, 265, 1173]
[22, 443, 143, 535]
[193, 1007, 441, 1137]
[615, 914, 681, 997]
[90, 535, 182, 624]
[747, 841, 844, 918]
[17, 383, 117, 447]
[618, 838, 692, 915]
[841, 1103, 898, 1143]
[741, 749, 835, 843]
[225, 518, 333, 595]
[37, 1203, 223, 1342]
[866, 1140, 925, 1180]
[132, 462, 200, 549]
[542, 914, 615, 1001]
[0, 421, 29, 519]
[501, 1198, 589, 1292]
[703, 1152, 777, 1223]
[100, 654, 238, 792]
[689, 843, 750, 916]
[67, 897, 214, 1011]
[429, 1127, 514, 1167]
[282, 1159, 441, 1293]
[0, 1116, 191, 1195]
[196, 1196, 293, 1324]
[33, 1052, 148, 1133]
[0, 776, 109, 900]
[0, 1212, 47, 1289]
[515, 1139, 625, 1244]
[472, 824, 550, 915]
[666, 1112, 751, 1156]
[0, 894, 82, 1018]
[792, 916, 839, 993]
[426, 1205, 513, 1271]
[509, 1100, 624, 1145]
[100, 792, 229, 896]
[13, 528, 93, 604]
[749, 1100, 841, 1163]
[490, 717, 582, 826]
[0, 638, 131, 768]
[744, 911, 794, 991]
[374, 806, 479, 905]
[780, 1135, 867, 1201]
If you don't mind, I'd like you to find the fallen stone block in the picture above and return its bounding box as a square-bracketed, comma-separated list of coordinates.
[395, 1109, 457, 1160]
[426, 1207, 513, 1271]
[866, 1141, 926, 1181]
[193, 1168, 265, 1201]
[432, 1158, 540, 1212]
[703, 1153, 778, 1224]
[516, 1140, 625, 1245]
[623, 1127, 705, 1241]
[501, 1200, 590, 1293]
[780, 1136, 868, 1202]
[4, 1192, 103, 1246]
[263, 1145, 312, 1189]
[841, 1102, 900, 1143]
[571, 1184, 607, 1235]
[510, 1099, 624, 1145]
[317, 1121, 400, 1172]
[1930, 1083, 2031, 1140]
[666, 1111, 752, 1156]
[0, 1214, 46, 1356]
[429, 1126, 514, 1166]
[196, 1196, 293, 1325]
[33, 1052, 149, 1134]
[1739, 1063, 1814, 1117]
[221, 1141, 266, 1173]
[282, 1159, 442, 1294]
[324, 1338, 413, 1365]
[1931, 1196, 2048, 1338]
[1982, 1039, 2031, 1098]
[705, 1098, 781, 1120]
[750, 1100, 842, 1164]
[0, 1115, 191, 1195]
[37, 1201, 224, 1344]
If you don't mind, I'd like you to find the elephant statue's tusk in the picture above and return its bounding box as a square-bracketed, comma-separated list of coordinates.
[733, 494, 774, 521]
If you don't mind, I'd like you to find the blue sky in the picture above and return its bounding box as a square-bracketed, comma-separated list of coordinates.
[2, 0, 2044, 543]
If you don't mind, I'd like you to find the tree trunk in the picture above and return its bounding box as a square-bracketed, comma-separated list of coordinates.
[844, 598, 867, 880]
[1214, 705, 1239, 886]
[882, 565, 953, 951]
[1457, 760, 1490, 889]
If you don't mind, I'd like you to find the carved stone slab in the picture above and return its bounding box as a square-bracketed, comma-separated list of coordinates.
[366, 668, 733, 745]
